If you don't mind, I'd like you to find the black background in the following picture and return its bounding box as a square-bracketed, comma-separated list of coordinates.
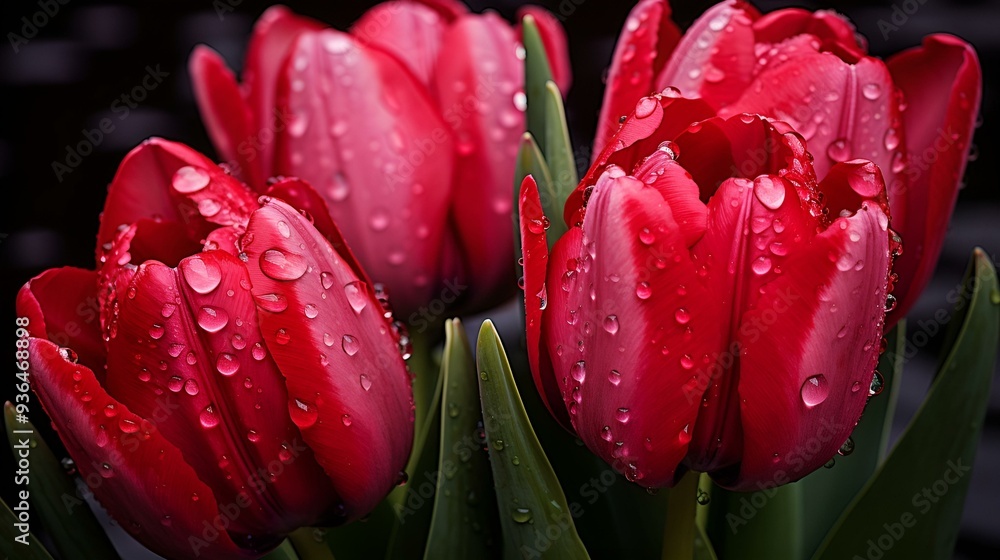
[0, 0, 997, 558]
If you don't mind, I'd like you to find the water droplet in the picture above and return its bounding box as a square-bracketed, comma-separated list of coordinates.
[253, 293, 289, 315]
[512, 507, 532, 524]
[216, 353, 240, 376]
[58, 347, 79, 363]
[869, 371, 884, 396]
[570, 361, 586, 383]
[342, 334, 360, 356]
[369, 208, 390, 232]
[751, 256, 773, 275]
[862, 83, 882, 101]
[341, 414, 352, 426]
[884, 294, 897, 313]
[837, 436, 855, 456]
[288, 398, 318, 428]
[678, 424, 692, 444]
[344, 281, 368, 314]
[638, 227, 655, 245]
[826, 138, 850, 163]
[603, 315, 619, 334]
[161, 303, 177, 318]
[181, 257, 222, 294]
[260, 249, 308, 281]
[252, 343, 267, 361]
[753, 176, 785, 210]
[274, 328, 291, 345]
[360, 374, 372, 391]
[674, 308, 691, 325]
[172, 166, 210, 194]
[199, 405, 219, 428]
[608, 369, 621, 386]
[304, 304, 319, 319]
[167, 376, 184, 393]
[696, 489, 711, 505]
[197, 306, 229, 333]
[636, 282, 652, 300]
[615, 407, 630, 423]
[883, 128, 900, 151]
[800, 374, 829, 407]
[680, 355, 694, 370]
[184, 379, 200, 396]
[635, 96, 658, 119]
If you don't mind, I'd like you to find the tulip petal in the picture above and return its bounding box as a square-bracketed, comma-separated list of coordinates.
[275, 29, 454, 316]
[410, 0, 468, 22]
[103, 250, 341, 537]
[517, 6, 572, 94]
[17, 268, 104, 374]
[886, 34, 981, 319]
[631, 148, 707, 247]
[518, 175, 572, 432]
[654, 0, 759, 110]
[733, 198, 890, 489]
[572, 94, 716, 228]
[262, 178, 374, 289]
[435, 13, 524, 311]
[242, 198, 413, 519]
[752, 8, 866, 61]
[190, 46, 265, 188]
[594, 0, 681, 153]
[567, 168, 725, 486]
[352, 2, 446, 88]
[97, 138, 214, 259]
[26, 338, 257, 559]
[723, 53, 905, 235]
[242, 6, 324, 178]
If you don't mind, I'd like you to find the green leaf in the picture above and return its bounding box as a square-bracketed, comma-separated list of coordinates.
[384, 336, 445, 558]
[0, 497, 55, 560]
[323, 501, 397, 560]
[513, 133, 556, 257]
[521, 14, 556, 156]
[4, 403, 118, 560]
[475, 321, 590, 560]
[705, 479, 804, 560]
[424, 319, 501, 560]
[541, 80, 576, 245]
[812, 248, 1000, 560]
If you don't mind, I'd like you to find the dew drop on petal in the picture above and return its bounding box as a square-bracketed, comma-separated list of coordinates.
[800, 374, 829, 407]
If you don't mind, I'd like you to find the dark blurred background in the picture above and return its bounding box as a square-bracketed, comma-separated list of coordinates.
[0, 0, 997, 558]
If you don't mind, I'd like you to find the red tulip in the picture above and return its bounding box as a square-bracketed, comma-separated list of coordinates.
[597, 0, 980, 321]
[17, 138, 414, 559]
[521, 92, 895, 489]
[189, 1, 570, 316]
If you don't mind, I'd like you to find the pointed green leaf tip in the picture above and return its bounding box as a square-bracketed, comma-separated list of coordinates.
[521, 14, 555, 156]
[424, 319, 501, 560]
[475, 320, 590, 560]
[4, 402, 119, 560]
[813, 248, 1000, 560]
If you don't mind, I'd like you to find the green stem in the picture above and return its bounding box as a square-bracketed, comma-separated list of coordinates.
[407, 325, 442, 451]
[662, 471, 699, 560]
[695, 473, 712, 531]
[262, 539, 301, 560]
[288, 528, 336, 560]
